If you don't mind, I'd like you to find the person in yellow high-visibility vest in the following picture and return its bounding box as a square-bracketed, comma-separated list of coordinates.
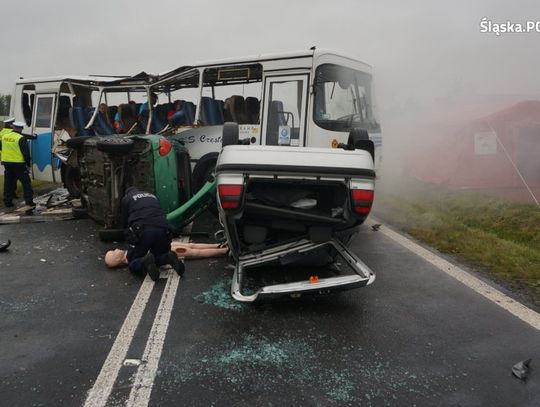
[0, 121, 34, 208]
[0, 118, 15, 161]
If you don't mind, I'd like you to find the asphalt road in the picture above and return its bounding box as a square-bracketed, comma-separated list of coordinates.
[0, 214, 539, 406]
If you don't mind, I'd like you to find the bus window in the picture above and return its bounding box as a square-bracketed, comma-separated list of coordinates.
[35, 96, 54, 128]
[313, 64, 378, 133]
[21, 85, 35, 126]
[201, 64, 262, 125]
[263, 75, 308, 147]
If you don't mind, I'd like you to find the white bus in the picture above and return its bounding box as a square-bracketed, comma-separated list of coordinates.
[9, 49, 381, 189]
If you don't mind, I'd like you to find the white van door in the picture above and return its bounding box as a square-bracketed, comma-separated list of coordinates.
[261, 74, 308, 147]
[30, 93, 57, 182]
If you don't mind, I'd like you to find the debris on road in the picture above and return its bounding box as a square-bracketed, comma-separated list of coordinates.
[371, 223, 381, 231]
[512, 358, 532, 381]
[0, 188, 77, 225]
[0, 240, 11, 252]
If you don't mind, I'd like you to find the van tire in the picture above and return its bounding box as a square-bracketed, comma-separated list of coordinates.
[192, 153, 218, 192]
[99, 228, 126, 242]
[65, 136, 91, 149]
[222, 122, 239, 147]
[96, 137, 134, 155]
[64, 165, 81, 198]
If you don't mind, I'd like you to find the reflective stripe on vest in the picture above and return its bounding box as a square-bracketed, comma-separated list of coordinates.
[1, 132, 25, 163]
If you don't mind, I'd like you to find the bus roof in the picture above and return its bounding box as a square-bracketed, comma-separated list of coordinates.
[15, 49, 372, 88]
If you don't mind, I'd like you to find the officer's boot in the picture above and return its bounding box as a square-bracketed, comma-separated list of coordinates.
[163, 251, 185, 277]
[142, 252, 159, 281]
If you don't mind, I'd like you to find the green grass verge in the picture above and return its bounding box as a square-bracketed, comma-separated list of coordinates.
[0, 174, 55, 208]
[374, 180, 540, 304]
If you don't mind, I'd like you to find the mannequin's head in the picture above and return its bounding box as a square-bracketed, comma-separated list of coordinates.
[105, 249, 128, 268]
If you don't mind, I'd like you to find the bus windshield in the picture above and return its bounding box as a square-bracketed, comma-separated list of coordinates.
[313, 63, 378, 132]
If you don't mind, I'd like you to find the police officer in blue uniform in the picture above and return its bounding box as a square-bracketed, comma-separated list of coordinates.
[121, 186, 184, 281]
[0, 121, 34, 208]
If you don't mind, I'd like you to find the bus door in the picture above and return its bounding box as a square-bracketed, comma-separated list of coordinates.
[261, 74, 308, 147]
[30, 93, 57, 182]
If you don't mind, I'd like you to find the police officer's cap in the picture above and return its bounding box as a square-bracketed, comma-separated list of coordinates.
[12, 121, 25, 128]
[3, 117, 15, 124]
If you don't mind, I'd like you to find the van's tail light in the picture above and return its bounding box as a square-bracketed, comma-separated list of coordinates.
[218, 184, 244, 209]
[351, 189, 374, 215]
[159, 139, 172, 156]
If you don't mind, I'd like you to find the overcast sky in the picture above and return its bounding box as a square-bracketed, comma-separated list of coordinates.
[2, 0, 539, 118]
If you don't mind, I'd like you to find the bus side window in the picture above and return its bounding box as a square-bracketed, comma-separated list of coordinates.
[22, 92, 33, 126]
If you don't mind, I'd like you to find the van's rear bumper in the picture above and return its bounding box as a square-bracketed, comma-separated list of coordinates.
[231, 239, 375, 302]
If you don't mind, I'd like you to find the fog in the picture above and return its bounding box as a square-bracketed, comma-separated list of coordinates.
[2, 0, 540, 203]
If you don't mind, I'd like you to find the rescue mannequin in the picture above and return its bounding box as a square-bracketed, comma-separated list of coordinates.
[105, 242, 228, 268]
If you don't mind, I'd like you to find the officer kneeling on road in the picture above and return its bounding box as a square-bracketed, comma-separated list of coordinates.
[121, 186, 184, 281]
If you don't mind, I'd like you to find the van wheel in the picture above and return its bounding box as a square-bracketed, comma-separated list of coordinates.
[64, 166, 81, 198]
[96, 137, 134, 155]
[222, 122, 239, 147]
[65, 136, 91, 149]
[99, 228, 126, 242]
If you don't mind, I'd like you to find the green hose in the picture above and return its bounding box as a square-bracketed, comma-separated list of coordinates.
[166, 180, 217, 230]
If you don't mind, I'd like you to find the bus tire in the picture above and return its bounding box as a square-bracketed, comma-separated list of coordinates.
[99, 228, 126, 242]
[222, 122, 239, 147]
[96, 137, 134, 155]
[192, 153, 218, 192]
[64, 165, 81, 198]
[65, 136, 91, 149]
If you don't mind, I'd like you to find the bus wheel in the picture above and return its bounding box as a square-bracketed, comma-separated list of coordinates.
[96, 137, 134, 155]
[64, 166, 81, 198]
[192, 154, 218, 192]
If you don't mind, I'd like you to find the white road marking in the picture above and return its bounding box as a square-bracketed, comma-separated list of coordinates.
[84, 275, 156, 407]
[373, 221, 540, 331]
[127, 268, 181, 406]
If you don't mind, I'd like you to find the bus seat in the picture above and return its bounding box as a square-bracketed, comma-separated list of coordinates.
[118, 103, 141, 134]
[155, 104, 168, 124]
[170, 110, 187, 126]
[245, 97, 260, 124]
[267, 100, 287, 143]
[150, 111, 166, 133]
[69, 107, 93, 136]
[108, 106, 118, 121]
[223, 98, 233, 122]
[72, 96, 85, 108]
[94, 111, 116, 135]
[184, 102, 196, 124]
[216, 100, 225, 121]
[231, 95, 249, 124]
[201, 97, 224, 125]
